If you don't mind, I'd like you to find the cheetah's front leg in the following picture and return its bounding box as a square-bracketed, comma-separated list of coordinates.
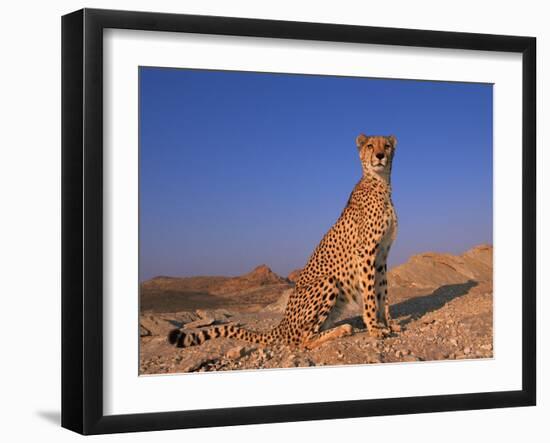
[360, 255, 385, 338]
[375, 247, 401, 332]
[374, 255, 390, 328]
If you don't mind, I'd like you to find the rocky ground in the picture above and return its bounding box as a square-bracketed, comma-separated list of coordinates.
[139, 244, 493, 374]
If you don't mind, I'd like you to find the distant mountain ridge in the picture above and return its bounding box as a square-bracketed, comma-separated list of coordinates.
[142, 264, 288, 296]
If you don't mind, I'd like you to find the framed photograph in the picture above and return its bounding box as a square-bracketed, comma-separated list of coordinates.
[61, 8, 536, 435]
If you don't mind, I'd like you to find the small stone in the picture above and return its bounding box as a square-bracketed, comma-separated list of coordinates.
[140, 324, 152, 337]
[286, 359, 299, 367]
[213, 309, 232, 318]
[464, 346, 471, 355]
[195, 309, 210, 319]
[226, 346, 246, 359]
[390, 323, 402, 333]
[449, 338, 458, 346]
[180, 361, 201, 372]
[402, 355, 419, 362]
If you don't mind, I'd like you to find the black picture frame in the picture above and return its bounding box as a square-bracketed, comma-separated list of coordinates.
[61, 8, 536, 435]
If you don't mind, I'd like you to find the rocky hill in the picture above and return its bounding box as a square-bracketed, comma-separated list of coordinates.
[287, 268, 302, 283]
[140, 244, 493, 374]
[142, 264, 288, 294]
[389, 244, 492, 289]
[140, 264, 291, 313]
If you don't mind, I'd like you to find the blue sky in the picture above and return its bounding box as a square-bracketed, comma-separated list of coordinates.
[139, 67, 492, 282]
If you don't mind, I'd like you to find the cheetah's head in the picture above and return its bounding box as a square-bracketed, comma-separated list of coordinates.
[356, 134, 397, 179]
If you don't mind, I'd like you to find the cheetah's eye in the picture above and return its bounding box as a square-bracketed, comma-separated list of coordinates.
[367, 144, 373, 149]
[384, 144, 391, 149]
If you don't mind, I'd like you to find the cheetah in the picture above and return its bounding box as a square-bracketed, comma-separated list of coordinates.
[168, 134, 398, 350]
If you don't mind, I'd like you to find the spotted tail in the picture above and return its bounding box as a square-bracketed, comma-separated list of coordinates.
[167, 323, 281, 348]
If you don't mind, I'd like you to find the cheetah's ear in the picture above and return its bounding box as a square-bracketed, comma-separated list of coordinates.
[388, 135, 397, 148]
[356, 134, 368, 149]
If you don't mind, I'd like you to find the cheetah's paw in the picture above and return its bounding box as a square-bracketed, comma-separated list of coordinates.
[367, 326, 389, 339]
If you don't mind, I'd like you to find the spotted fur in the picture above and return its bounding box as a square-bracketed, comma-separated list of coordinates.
[168, 134, 398, 349]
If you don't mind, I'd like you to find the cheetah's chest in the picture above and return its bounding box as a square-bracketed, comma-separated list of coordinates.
[379, 207, 397, 251]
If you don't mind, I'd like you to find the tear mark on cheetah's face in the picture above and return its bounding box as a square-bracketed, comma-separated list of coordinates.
[356, 134, 397, 180]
